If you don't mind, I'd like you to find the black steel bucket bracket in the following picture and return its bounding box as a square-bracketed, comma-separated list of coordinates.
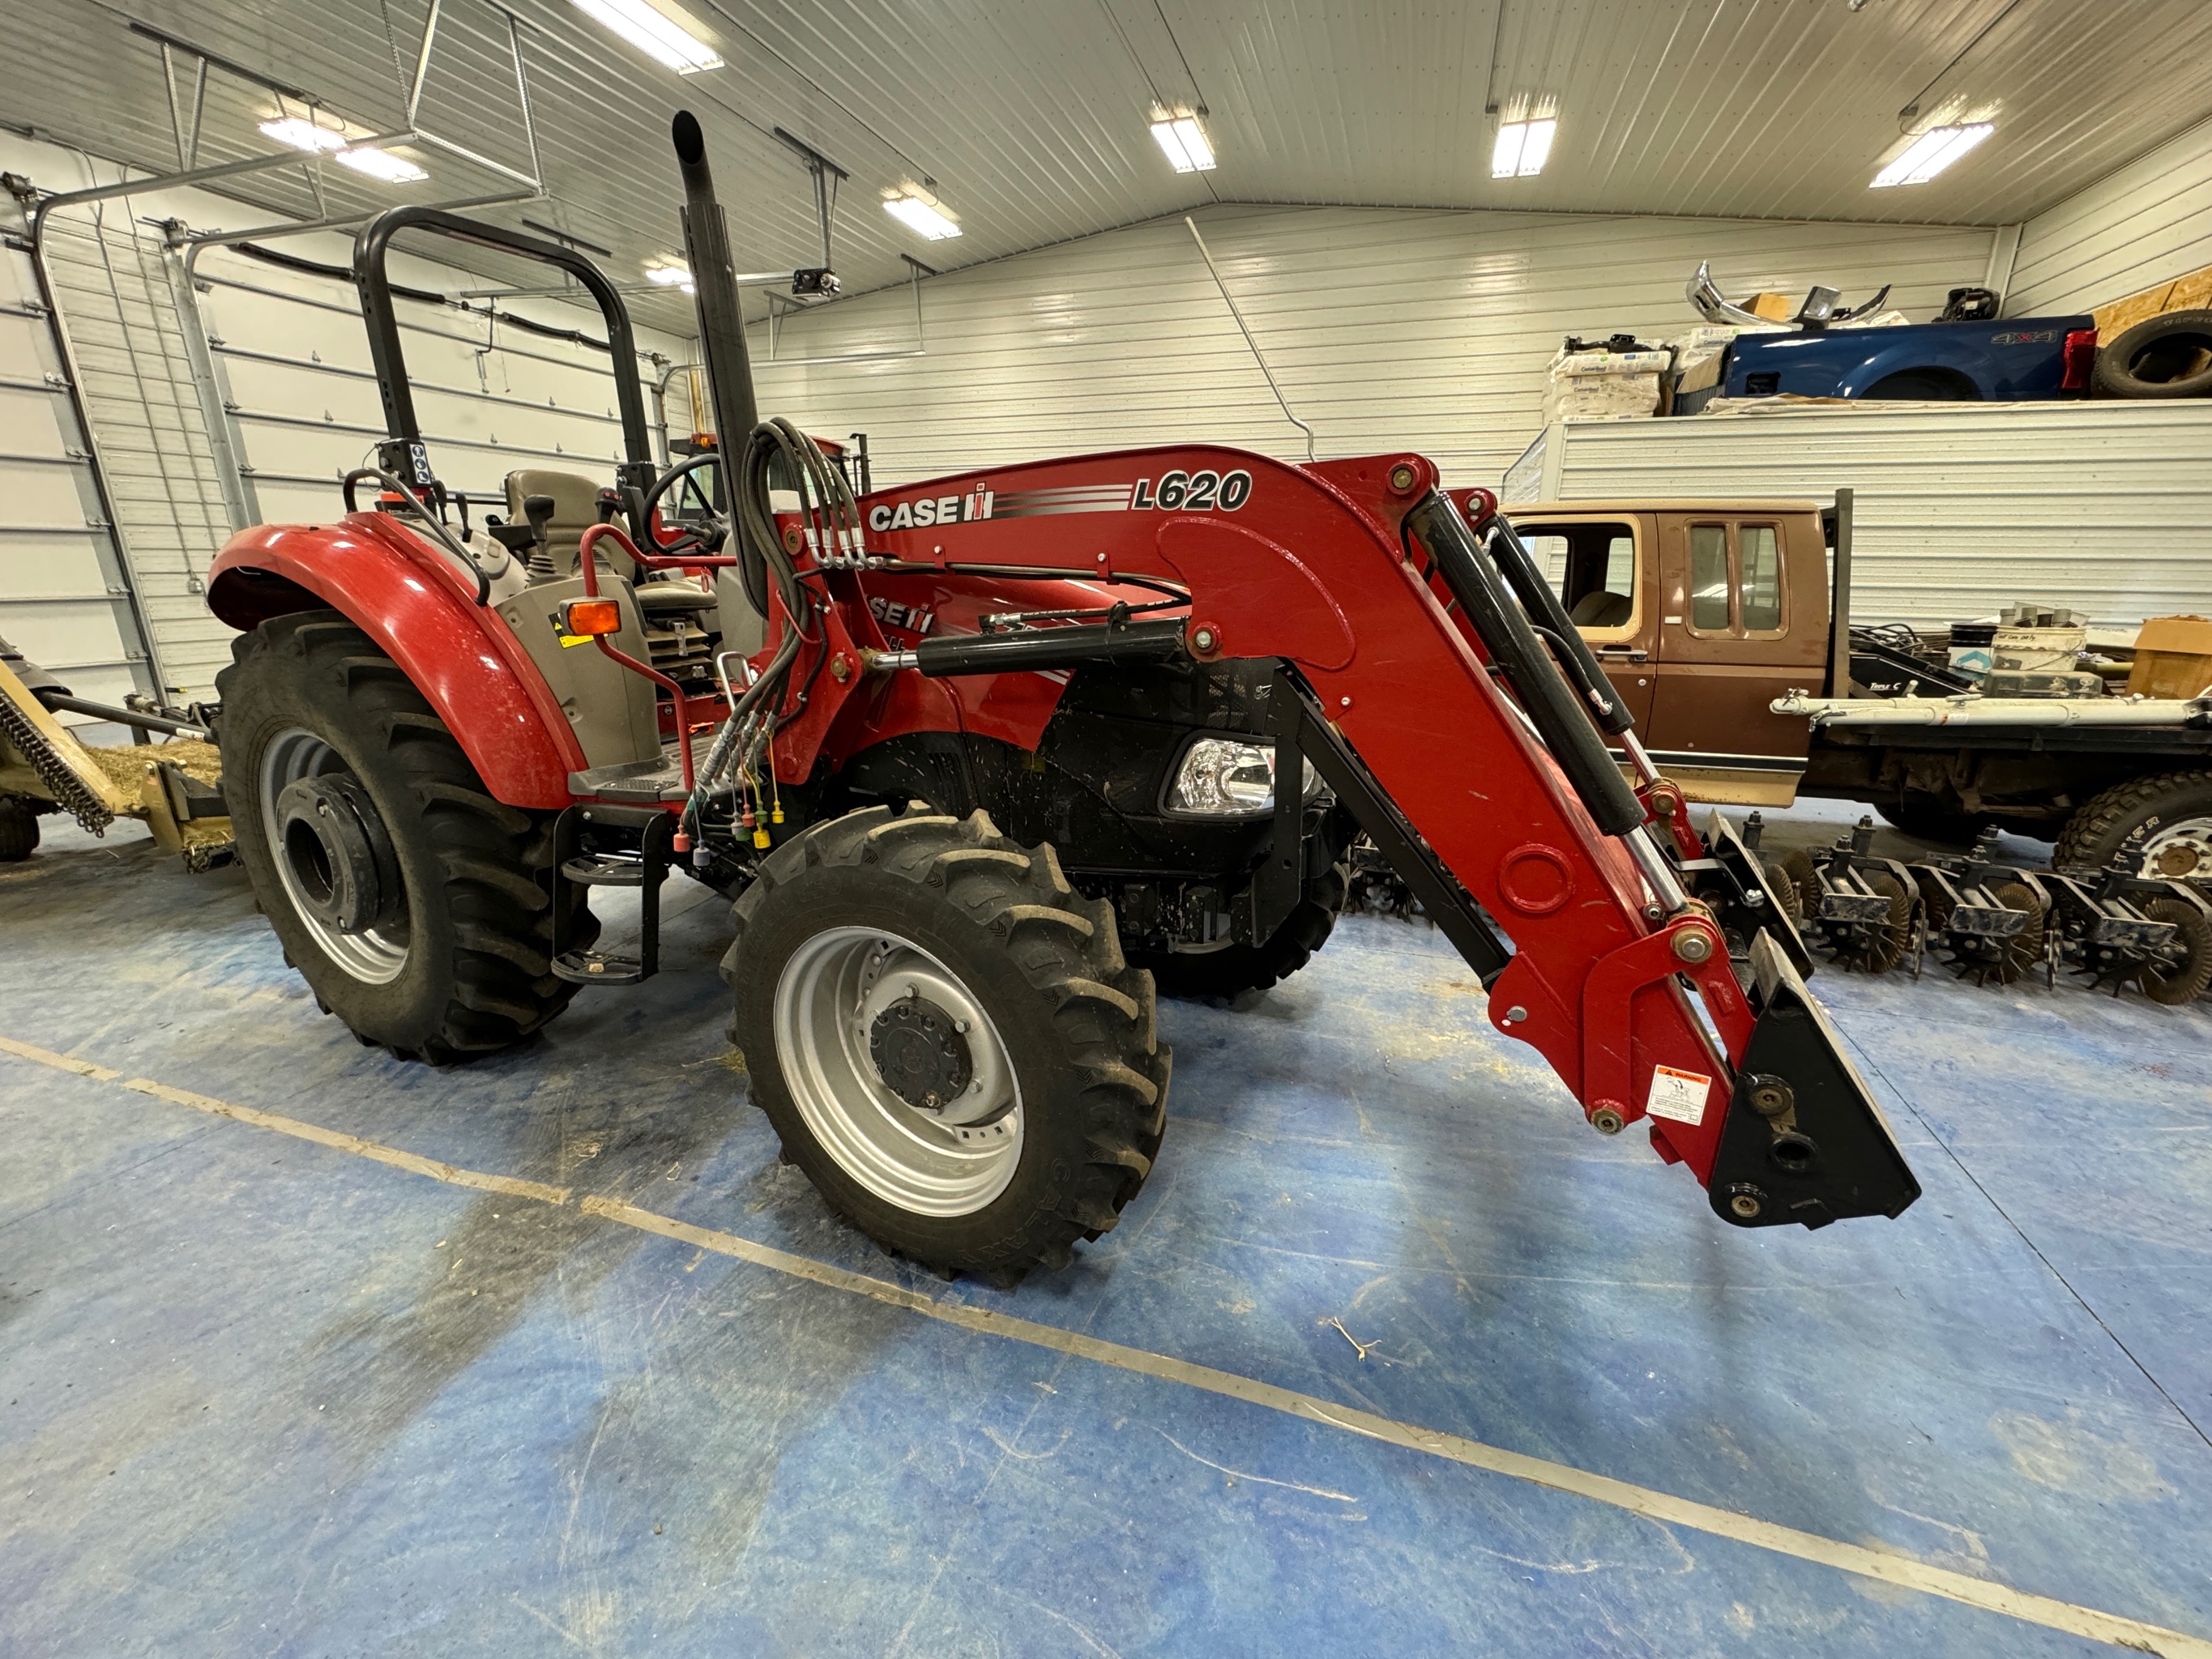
[1708, 932, 1921, 1229]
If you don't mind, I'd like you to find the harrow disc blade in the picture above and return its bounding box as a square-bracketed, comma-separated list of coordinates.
[1938, 880, 2047, 987]
[2138, 895, 2212, 1006]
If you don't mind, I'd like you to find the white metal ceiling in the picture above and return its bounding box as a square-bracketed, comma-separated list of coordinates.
[2, 0, 2208, 329]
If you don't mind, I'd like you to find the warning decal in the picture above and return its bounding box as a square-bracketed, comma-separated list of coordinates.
[1645, 1064, 1713, 1126]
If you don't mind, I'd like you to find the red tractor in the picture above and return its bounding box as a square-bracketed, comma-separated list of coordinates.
[206, 113, 1917, 1277]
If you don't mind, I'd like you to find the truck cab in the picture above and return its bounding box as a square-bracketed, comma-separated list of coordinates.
[1507, 500, 1829, 805]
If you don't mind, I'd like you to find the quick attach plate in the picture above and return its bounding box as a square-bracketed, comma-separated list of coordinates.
[1708, 932, 1921, 1230]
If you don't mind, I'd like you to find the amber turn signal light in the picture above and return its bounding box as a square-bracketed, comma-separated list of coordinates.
[562, 598, 621, 637]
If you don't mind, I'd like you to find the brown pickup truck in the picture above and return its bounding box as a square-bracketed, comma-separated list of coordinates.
[1504, 495, 2212, 877]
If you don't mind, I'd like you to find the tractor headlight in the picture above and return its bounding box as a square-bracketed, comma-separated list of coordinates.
[1162, 736, 1318, 817]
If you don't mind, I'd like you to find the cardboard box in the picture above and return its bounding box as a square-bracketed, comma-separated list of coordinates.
[1745, 292, 1798, 322]
[2127, 614, 2212, 699]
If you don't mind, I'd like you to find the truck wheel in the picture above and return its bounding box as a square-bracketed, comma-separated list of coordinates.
[2094, 310, 2212, 400]
[1135, 863, 1348, 1000]
[217, 610, 596, 1062]
[726, 805, 1168, 1277]
[2052, 771, 2212, 879]
[0, 795, 39, 861]
[1874, 796, 1991, 847]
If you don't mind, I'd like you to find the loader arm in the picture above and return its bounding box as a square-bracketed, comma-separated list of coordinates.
[753, 444, 1919, 1230]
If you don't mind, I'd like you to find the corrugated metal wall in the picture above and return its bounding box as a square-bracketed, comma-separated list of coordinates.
[2006, 115, 2212, 318]
[0, 203, 159, 731]
[194, 239, 674, 537]
[751, 203, 2001, 491]
[1534, 402, 2212, 628]
[36, 202, 246, 701]
[0, 132, 688, 705]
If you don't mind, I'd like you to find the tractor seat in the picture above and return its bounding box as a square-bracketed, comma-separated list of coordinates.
[1569, 590, 1633, 628]
[635, 581, 716, 612]
[503, 468, 616, 581]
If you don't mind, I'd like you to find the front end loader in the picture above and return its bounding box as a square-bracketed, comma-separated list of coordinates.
[201, 112, 1918, 1277]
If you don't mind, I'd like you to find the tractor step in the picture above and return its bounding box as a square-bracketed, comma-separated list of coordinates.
[552, 948, 651, 986]
[549, 804, 675, 987]
[567, 735, 712, 804]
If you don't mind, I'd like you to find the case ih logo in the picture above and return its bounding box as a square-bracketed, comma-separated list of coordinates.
[866, 468, 1253, 532]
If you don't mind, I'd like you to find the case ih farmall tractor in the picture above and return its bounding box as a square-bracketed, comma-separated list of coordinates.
[205, 113, 1919, 1277]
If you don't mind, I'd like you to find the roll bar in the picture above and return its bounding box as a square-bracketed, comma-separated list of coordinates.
[350, 207, 657, 507]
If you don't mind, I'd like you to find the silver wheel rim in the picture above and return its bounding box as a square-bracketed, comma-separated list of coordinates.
[2140, 815, 2212, 882]
[773, 926, 1023, 1217]
[259, 726, 411, 984]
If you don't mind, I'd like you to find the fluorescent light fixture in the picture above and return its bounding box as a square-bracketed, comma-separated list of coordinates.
[646, 261, 696, 294]
[570, 0, 723, 74]
[1870, 122, 1993, 188]
[882, 190, 963, 241]
[259, 117, 346, 154]
[335, 146, 428, 184]
[1492, 117, 1556, 178]
[1150, 114, 1216, 173]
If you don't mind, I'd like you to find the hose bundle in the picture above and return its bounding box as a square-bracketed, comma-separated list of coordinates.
[683, 417, 869, 847]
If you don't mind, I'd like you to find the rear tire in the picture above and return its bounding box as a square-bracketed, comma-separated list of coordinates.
[726, 805, 1168, 1276]
[1134, 862, 1347, 1000]
[0, 795, 39, 861]
[216, 610, 596, 1061]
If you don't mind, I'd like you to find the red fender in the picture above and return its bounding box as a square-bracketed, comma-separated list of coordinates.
[207, 514, 585, 810]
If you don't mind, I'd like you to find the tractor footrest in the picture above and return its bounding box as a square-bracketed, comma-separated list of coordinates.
[562, 853, 651, 887]
[553, 949, 649, 986]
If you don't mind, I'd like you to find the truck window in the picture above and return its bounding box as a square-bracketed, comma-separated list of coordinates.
[1689, 525, 1731, 630]
[1741, 524, 1783, 632]
[1514, 520, 1638, 633]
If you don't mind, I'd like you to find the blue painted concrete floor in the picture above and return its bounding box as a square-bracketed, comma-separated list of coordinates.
[3, 796, 2210, 1658]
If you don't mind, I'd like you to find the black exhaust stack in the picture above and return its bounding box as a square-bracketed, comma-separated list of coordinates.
[672, 111, 758, 454]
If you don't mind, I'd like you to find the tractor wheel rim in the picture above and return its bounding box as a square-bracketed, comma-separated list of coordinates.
[2140, 815, 2212, 881]
[260, 727, 410, 985]
[775, 926, 1022, 1217]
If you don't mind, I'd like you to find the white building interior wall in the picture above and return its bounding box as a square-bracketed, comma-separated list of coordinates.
[2005, 115, 2212, 318]
[0, 131, 689, 709]
[748, 203, 2001, 493]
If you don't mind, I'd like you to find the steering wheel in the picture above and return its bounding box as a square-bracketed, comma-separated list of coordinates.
[638, 450, 729, 557]
[642, 446, 774, 617]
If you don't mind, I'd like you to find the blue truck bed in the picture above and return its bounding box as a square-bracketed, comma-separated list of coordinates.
[1723, 316, 2096, 401]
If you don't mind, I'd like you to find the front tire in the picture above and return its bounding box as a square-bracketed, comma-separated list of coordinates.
[1134, 862, 1348, 1000]
[726, 805, 1167, 1276]
[217, 611, 596, 1061]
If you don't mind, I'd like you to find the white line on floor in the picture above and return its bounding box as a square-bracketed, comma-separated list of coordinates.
[5, 1030, 2206, 1659]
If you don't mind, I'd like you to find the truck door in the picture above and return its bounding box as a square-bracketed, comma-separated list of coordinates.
[1509, 512, 1658, 728]
[1648, 514, 1821, 806]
